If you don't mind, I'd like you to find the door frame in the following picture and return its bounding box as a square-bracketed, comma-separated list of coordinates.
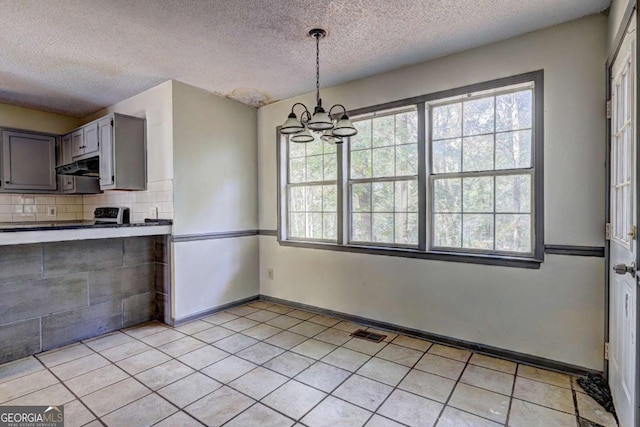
[606, 1, 639, 421]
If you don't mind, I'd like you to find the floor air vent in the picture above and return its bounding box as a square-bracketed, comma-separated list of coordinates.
[351, 329, 387, 343]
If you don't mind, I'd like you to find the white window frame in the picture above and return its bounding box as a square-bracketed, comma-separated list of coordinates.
[283, 135, 338, 243]
[347, 106, 420, 249]
[427, 84, 536, 257]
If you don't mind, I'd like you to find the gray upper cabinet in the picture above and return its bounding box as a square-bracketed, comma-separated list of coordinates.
[83, 122, 99, 155]
[0, 112, 145, 194]
[58, 132, 100, 195]
[97, 114, 146, 191]
[98, 117, 114, 188]
[71, 121, 99, 159]
[1, 130, 57, 191]
[60, 133, 73, 166]
[71, 128, 84, 158]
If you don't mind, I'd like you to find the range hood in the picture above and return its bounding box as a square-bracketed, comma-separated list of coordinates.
[56, 157, 100, 177]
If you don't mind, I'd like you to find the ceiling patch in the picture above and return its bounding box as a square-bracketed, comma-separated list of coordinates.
[226, 87, 274, 108]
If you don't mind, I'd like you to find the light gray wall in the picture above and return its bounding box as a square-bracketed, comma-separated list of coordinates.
[82, 80, 174, 184]
[172, 81, 259, 319]
[257, 15, 607, 370]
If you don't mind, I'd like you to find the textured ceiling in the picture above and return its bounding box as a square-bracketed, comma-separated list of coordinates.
[0, 0, 609, 117]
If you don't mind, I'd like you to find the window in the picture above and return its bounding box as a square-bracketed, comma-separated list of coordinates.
[429, 86, 534, 254]
[610, 50, 633, 248]
[278, 71, 543, 267]
[349, 107, 419, 246]
[286, 137, 337, 241]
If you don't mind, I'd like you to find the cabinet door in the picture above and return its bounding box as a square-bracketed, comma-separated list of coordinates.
[2, 131, 56, 191]
[60, 134, 73, 165]
[60, 175, 75, 192]
[71, 129, 84, 157]
[83, 122, 99, 155]
[98, 117, 114, 188]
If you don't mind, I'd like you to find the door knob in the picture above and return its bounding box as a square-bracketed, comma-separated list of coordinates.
[613, 262, 636, 275]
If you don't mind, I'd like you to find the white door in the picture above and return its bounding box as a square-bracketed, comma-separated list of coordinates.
[609, 14, 637, 427]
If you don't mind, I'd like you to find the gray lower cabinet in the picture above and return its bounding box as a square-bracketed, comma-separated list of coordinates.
[1, 130, 57, 192]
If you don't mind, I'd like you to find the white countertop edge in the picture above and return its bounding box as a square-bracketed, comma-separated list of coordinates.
[0, 225, 172, 246]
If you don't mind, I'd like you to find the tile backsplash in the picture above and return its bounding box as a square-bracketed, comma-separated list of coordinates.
[82, 179, 174, 222]
[0, 195, 83, 222]
[0, 179, 173, 223]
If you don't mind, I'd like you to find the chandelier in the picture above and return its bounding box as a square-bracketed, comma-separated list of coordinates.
[280, 28, 357, 144]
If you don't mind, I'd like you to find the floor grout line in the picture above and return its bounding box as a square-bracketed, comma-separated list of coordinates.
[119, 314, 309, 425]
[504, 362, 519, 426]
[0, 301, 613, 427]
[31, 354, 107, 427]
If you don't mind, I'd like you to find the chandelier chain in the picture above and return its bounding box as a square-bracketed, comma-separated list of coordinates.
[315, 33, 320, 105]
[280, 28, 356, 142]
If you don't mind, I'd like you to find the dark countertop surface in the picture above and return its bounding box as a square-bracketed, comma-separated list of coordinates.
[0, 219, 173, 232]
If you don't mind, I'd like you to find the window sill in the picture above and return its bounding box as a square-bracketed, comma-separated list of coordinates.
[278, 239, 543, 269]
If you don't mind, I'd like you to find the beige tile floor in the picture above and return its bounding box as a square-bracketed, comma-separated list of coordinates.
[0, 300, 618, 427]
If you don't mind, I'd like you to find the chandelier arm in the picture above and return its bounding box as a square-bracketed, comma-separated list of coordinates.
[328, 104, 348, 118]
[290, 102, 310, 115]
[300, 110, 312, 125]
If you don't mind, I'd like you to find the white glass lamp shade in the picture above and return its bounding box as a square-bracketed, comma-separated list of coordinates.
[290, 128, 315, 143]
[280, 113, 304, 134]
[332, 114, 358, 137]
[307, 107, 334, 131]
[321, 129, 342, 145]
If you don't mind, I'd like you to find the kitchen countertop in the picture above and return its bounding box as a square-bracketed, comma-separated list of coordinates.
[0, 219, 172, 232]
[0, 219, 172, 245]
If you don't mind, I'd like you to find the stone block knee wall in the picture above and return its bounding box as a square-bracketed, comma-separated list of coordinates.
[0, 235, 169, 363]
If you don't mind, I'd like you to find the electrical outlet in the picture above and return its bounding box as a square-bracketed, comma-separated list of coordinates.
[148, 206, 158, 219]
[267, 268, 274, 280]
[47, 206, 57, 217]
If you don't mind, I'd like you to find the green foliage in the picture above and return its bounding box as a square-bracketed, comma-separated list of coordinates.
[463, 177, 493, 212]
[433, 179, 460, 212]
[431, 90, 533, 252]
[463, 214, 494, 250]
[351, 110, 418, 179]
[351, 119, 372, 150]
[432, 138, 461, 174]
[496, 175, 530, 213]
[348, 109, 419, 246]
[463, 135, 493, 172]
[432, 104, 461, 139]
[496, 130, 531, 170]
[463, 97, 494, 136]
[433, 214, 461, 247]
